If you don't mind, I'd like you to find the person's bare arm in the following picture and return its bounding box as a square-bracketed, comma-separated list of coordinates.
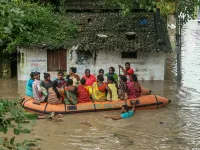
[104, 115, 122, 120]
[132, 101, 136, 111]
[106, 86, 112, 101]
[118, 65, 128, 75]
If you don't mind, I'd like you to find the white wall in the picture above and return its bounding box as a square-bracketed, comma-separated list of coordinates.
[18, 48, 166, 81]
[96, 51, 166, 80]
[67, 49, 166, 80]
[17, 48, 47, 80]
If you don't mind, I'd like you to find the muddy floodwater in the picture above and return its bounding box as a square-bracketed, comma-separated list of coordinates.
[1, 21, 200, 150]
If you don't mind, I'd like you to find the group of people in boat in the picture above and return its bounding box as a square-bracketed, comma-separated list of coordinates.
[26, 62, 143, 105]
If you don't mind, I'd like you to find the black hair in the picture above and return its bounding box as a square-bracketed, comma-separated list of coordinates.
[58, 71, 64, 75]
[97, 75, 104, 82]
[125, 62, 130, 66]
[85, 69, 90, 73]
[70, 67, 77, 73]
[131, 74, 138, 82]
[67, 79, 73, 86]
[107, 76, 115, 83]
[122, 104, 129, 112]
[99, 69, 104, 74]
[80, 78, 86, 85]
[52, 80, 61, 99]
[120, 75, 127, 82]
[44, 73, 50, 80]
[66, 74, 70, 80]
[30, 72, 35, 79]
[109, 67, 115, 72]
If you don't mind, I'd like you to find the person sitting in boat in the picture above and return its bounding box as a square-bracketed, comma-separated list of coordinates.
[104, 101, 136, 120]
[66, 67, 80, 86]
[92, 75, 112, 102]
[107, 76, 119, 101]
[118, 62, 134, 81]
[77, 78, 91, 103]
[127, 74, 141, 98]
[64, 79, 78, 105]
[32, 72, 46, 103]
[54, 71, 67, 88]
[26, 72, 35, 97]
[105, 67, 118, 84]
[40, 73, 53, 91]
[47, 80, 62, 105]
[118, 75, 128, 100]
[82, 69, 96, 86]
[98, 69, 107, 83]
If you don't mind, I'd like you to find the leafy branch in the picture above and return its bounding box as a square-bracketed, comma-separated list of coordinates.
[0, 99, 40, 150]
[0, 0, 78, 54]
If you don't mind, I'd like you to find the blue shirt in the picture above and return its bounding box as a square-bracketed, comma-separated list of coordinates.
[121, 110, 134, 119]
[26, 79, 34, 97]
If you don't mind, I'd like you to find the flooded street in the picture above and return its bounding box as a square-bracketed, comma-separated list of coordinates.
[1, 20, 200, 150]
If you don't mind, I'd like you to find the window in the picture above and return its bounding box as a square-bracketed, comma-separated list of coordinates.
[121, 51, 137, 59]
[47, 49, 66, 71]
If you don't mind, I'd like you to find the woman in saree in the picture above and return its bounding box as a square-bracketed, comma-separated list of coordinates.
[64, 79, 78, 105]
[92, 75, 112, 102]
[47, 81, 62, 105]
[66, 67, 80, 86]
[77, 78, 91, 103]
[107, 76, 119, 101]
[118, 75, 128, 100]
[127, 74, 142, 98]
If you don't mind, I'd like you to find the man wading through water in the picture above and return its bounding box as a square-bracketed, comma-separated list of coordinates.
[104, 101, 136, 120]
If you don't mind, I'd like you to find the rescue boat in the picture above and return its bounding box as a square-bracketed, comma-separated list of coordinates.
[20, 95, 171, 114]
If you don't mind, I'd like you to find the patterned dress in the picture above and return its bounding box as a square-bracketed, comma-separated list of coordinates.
[118, 82, 128, 100]
[32, 79, 46, 102]
[127, 81, 142, 98]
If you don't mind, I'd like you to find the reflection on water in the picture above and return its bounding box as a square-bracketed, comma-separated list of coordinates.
[1, 21, 200, 149]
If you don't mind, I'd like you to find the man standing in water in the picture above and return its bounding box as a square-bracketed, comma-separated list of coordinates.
[118, 62, 134, 80]
[104, 101, 136, 120]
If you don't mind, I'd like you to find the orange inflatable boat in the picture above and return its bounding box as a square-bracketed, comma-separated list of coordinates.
[20, 95, 171, 114]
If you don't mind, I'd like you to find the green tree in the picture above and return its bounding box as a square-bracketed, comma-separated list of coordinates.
[0, 0, 78, 54]
[104, 0, 199, 24]
[0, 99, 39, 149]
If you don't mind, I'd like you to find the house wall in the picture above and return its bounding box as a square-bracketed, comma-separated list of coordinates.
[67, 48, 166, 80]
[17, 48, 47, 80]
[17, 48, 166, 81]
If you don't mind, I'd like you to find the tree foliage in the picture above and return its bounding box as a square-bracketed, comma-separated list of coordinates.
[104, 0, 199, 24]
[0, 0, 78, 54]
[0, 99, 40, 149]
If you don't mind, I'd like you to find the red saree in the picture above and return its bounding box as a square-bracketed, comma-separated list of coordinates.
[127, 81, 142, 98]
[77, 85, 90, 103]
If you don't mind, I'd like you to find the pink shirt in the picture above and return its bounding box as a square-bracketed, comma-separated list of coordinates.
[82, 75, 97, 86]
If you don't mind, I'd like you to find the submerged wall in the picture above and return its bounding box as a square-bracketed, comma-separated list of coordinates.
[67, 48, 166, 80]
[17, 47, 166, 81]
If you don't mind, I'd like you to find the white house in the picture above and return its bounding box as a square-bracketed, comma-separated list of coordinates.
[17, 10, 171, 81]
